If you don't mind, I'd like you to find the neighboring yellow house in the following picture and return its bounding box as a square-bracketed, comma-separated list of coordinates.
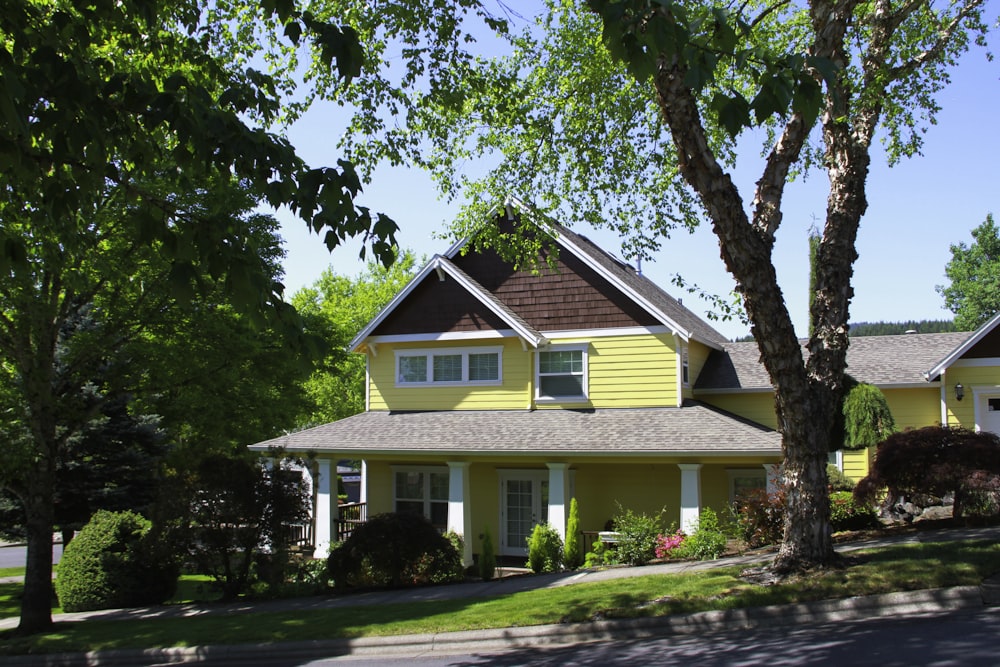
[251, 203, 1000, 563]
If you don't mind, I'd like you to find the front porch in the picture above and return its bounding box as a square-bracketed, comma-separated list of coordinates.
[304, 457, 781, 562]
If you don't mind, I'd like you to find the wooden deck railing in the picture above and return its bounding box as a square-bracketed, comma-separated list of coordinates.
[335, 502, 368, 542]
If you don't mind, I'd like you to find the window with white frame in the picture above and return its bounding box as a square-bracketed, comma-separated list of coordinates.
[536, 346, 588, 401]
[393, 468, 449, 531]
[395, 347, 502, 386]
[727, 468, 767, 503]
[681, 345, 690, 385]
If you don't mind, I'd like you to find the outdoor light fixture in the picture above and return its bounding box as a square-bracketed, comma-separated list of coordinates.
[955, 383, 965, 402]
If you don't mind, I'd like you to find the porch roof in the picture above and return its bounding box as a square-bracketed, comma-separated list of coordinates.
[695, 332, 973, 391]
[249, 402, 782, 457]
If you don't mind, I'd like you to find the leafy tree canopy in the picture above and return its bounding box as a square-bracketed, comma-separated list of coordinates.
[841, 381, 897, 451]
[938, 213, 1000, 331]
[292, 251, 418, 425]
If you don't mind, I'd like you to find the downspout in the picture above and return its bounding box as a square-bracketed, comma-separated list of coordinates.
[939, 369, 948, 427]
[674, 333, 683, 407]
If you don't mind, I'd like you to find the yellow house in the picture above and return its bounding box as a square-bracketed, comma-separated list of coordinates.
[251, 204, 1000, 563]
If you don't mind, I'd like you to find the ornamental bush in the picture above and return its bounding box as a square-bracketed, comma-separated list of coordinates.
[479, 526, 497, 581]
[654, 529, 685, 559]
[526, 522, 563, 573]
[612, 506, 662, 566]
[328, 512, 463, 590]
[563, 497, 582, 570]
[676, 507, 727, 561]
[829, 491, 880, 531]
[855, 426, 1000, 518]
[55, 510, 178, 612]
[733, 487, 786, 548]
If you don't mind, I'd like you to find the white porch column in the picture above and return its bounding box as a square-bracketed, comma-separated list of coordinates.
[446, 462, 473, 565]
[546, 463, 571, 541]
[313, 458, 333, 559]
[677, 463, 703, 532]
[764, 464, 782, 494]
[360, 459, 369, 504]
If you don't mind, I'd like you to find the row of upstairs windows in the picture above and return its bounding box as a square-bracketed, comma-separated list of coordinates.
[394, 344, 590, 402]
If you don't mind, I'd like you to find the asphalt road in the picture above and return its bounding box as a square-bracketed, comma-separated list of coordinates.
[293, 607, 1000, 666]
[0, 543, 61, 570]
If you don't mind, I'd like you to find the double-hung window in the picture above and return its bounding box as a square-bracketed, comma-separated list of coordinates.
[395, 346, 503, 386]
[536, 345, 588, 401]
[394, 468, 449, 531]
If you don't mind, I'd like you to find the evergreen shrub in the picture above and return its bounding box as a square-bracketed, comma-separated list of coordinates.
[563, 498, 582, 569]
[612, 506, 662, 566]
[55, 510, 178, 612]
[526, 523, 563, 573]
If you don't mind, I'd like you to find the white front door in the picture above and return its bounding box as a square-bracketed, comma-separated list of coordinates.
[983, 396, 1000, 435]
[499, 471, 548, 556]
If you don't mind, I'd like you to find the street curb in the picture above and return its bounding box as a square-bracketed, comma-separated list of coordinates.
[3, 585, 985, 666]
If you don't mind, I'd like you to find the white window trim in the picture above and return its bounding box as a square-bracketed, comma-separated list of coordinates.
[727, 468, 767, 504]
[681, 343, 690, 387]
[535, 344, 589, 404]
[394, 346, 503, 387]
[391, 466, 450, 527]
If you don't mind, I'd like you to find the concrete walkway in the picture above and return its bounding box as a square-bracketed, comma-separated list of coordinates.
[2, 524, 999, 665]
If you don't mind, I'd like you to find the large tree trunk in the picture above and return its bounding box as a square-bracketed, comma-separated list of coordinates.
[18, 460, 55, 634]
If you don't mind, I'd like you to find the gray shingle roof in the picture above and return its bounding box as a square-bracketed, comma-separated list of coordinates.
[695, 332, 974, 390]
[250, 403, 781, 456]
[554, 225, 730, 348]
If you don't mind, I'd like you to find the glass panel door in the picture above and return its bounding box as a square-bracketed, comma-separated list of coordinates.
[499, 471, 550, 556]
[505, 479, 534, 554]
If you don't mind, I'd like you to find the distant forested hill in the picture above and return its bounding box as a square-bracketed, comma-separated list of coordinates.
[732, 319, 960, 342]
[847, 320, 960, 336]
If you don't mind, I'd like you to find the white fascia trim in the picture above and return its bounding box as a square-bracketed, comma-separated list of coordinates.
[436, 256, 545, 347]
[554, 231, 696, 342]
[349, 254, 545, 352]
[542, 325, 672, 339]
[348, 256, 451, 352]
[693, 387, 774, 395]
[949, 357, 1000, 368]
[368, 329, 518, 344]
[925, 311, 1000, 380]
[450, 196, 716, 350]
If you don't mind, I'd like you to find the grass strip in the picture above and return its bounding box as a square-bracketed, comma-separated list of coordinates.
[1, 539, 998, 656]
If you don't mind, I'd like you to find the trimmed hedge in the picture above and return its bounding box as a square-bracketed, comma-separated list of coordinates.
[55, 510, 177, 612]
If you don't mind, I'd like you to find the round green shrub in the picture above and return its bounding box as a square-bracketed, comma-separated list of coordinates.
[676, 507, 728, 561]
[327, 512, 463, 590]
[612, 507, 662, 566]
[55, 510, 178, 612]
[526, 523, 563, 573]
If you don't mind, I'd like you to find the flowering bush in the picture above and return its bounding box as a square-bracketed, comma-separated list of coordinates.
[654, 529, 685, 559]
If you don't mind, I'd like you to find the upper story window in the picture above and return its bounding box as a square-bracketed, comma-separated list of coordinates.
[536, 345, 588, 402]
[395, 346, 503, 386]
[681, 344, 690, 386]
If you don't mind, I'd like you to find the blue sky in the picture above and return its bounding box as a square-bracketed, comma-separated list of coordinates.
[275, 31, 1000, 342]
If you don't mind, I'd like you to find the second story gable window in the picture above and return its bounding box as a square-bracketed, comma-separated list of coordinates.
[536, 345, 588, 402]
[395, 346, 503, 386]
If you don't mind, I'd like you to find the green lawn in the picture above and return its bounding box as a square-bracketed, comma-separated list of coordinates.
[1, 538, 998, 656]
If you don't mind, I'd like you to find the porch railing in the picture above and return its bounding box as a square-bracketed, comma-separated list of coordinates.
[335, 502, 368, 543]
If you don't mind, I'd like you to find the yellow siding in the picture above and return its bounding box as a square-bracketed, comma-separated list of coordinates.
[540, 333, 678, 409]
[881, 387, 941, 430]
[684, 341, 713, 400]
[841, 449, 873, 481]
[945, 366, 1000, 429]
[701, 393, 778, 429]
[369, 332, 680, 411]
[368, 338, 531, 411]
